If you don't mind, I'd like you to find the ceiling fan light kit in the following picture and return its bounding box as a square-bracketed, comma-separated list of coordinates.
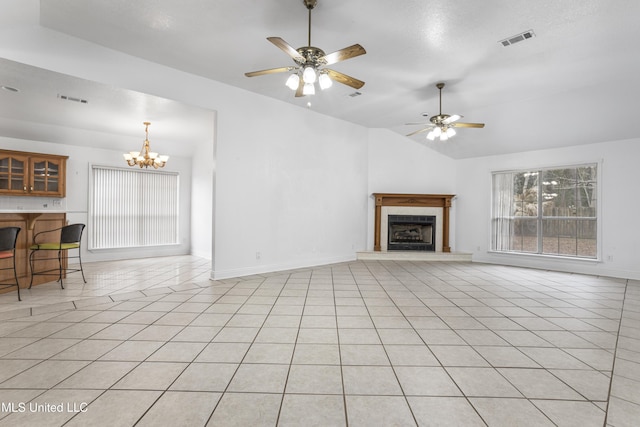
[318, 72, 332, 89]
[285, 74, 300, 90]
[406, 83, 485, 142]
[302, 66, 317, 84]
[245, 0, 366, 97]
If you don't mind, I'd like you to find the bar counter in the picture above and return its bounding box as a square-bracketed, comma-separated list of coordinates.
[0, 211, 68, 290]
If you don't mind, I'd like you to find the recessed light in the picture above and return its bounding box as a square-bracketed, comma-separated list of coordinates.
[1, 85, 19, 92]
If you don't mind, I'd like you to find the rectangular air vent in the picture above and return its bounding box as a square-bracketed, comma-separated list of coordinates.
[58, 94, 88, 104]
[348, 91, 362, 97]
[499, 30, 535, 47]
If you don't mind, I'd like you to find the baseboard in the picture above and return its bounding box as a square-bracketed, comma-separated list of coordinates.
[210, 254, 357, 280]
[356, 251, 472, 262]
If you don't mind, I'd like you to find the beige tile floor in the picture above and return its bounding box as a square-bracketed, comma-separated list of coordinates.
[0, 256, 638, 426]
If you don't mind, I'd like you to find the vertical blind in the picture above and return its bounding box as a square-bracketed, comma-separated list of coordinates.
[90, 165, 179, 249]
[491, 172, 516, 252]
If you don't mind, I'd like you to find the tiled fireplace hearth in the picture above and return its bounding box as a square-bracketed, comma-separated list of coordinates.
[373, 193, 454, 252]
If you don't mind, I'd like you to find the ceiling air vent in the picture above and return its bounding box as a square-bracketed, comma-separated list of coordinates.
[58, 94, 88, 104]
[348, 91, 362, 97]
[499, 30, 535, 47]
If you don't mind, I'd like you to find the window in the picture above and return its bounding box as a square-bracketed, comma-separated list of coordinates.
[90, 165, 179, 249]
[491, 164, 597, 258]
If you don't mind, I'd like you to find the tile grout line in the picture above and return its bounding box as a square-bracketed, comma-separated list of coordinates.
[274, 271, 308, 427]
[379, 259, 611, 422]
[0, 259, 632, 426]
[126, 286, 226, 426]
[368, 260, 490, 426]
[60, 288, 215, 425]
[201, 274, 288, 426]
[355, 261, 424, 427]
[346, 262, 417, 425]
[330, 266, 351, 427]
[603, 278, 630, 426]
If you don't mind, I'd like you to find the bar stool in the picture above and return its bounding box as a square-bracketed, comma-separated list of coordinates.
[0, 226, 21, 301]
[29, 223, 86, 289]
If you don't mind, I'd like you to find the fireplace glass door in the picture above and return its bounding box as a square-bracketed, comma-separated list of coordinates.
[387, 215, 436, 251]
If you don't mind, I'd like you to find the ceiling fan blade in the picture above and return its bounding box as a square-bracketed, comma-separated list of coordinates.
[406, 127, 433, 137]
[320, 44, 366, 65]
[267, 37, 305, 62]
[442, 114, 462, 125]
[325, 69, 365, 89]
[245, 66, 294, 77]
[451, 122, 485, 128]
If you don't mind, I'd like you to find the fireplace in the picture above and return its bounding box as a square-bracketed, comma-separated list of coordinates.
[373, 193, 454, 252]
[388, 215, 436, 251]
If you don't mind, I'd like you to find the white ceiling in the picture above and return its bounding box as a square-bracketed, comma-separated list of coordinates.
[3, 0, 640, 158]
[0, 57, 215, 156]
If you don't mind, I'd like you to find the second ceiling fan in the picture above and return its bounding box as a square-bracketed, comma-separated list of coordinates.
[244, 0, 366, 97]
[407, 83, 485, 141]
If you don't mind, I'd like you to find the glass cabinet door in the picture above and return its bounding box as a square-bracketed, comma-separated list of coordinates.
[0, 154, 28, 195]
[30, 157, 62, 196]
[0, 157, 7, 191]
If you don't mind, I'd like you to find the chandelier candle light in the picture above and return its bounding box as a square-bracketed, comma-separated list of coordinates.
[123, 122, 169, 169]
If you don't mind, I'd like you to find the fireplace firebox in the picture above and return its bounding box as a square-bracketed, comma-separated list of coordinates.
[387, 215, 436, 251]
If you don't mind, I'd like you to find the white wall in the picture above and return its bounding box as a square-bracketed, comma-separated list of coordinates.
[190, 113, 216, 260]
[0, 135, 193, 262]
[366, 129, 458, 250]
[456, 138, 640, 280]
[213, 98, 369, 278]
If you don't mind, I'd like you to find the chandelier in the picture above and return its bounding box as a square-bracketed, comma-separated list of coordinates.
[123, 122, 169, 169]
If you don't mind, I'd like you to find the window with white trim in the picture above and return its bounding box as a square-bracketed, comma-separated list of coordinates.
[90, 165, 179, 249]
[491, 164, 597, 258]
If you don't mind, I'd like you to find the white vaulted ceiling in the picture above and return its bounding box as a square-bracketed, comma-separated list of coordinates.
[3, 0, 640, 158]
